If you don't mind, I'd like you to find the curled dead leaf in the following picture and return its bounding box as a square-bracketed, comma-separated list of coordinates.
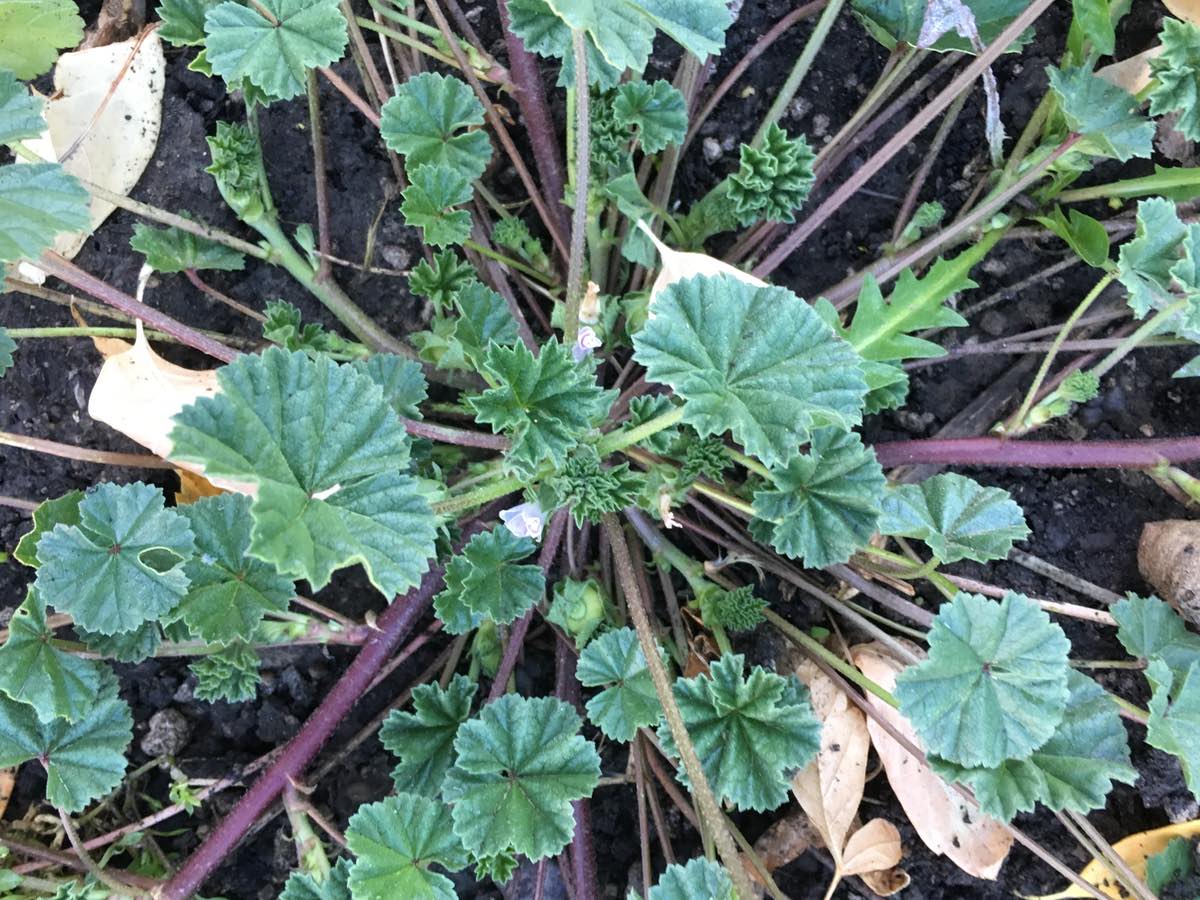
[20, 30, 164, 273]
[1027, 819, 1200, 900]
[859, 864, 911, 897]
[87, 323, 253, 495]
[850, 641, 1014, 881]
[175, 468, 224, 506]
[841, 818, 903, 878]
[1138, 520, 1200, 627]
[637, 220, 766, 309]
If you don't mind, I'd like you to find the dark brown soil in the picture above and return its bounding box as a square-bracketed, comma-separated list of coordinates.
[1, 1, 1197, 898]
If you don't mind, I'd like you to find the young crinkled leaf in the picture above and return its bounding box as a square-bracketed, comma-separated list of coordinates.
[468, 340, 616, 478]
[130, 220, 246, 273]
[167, 494, 295, 645]
[1112, 594, 1200, 685]
[262, 300, 360, 357]
[633, 273, 867, 470]
[878, 473, 1029, 564]
[442, 694, 600, 860]
[1149, 18, 1200, 142]
[612, 80, 687, 153]
[0, 0, 83, 79]
[171, 347, 438, 598]
[647, 858, 735, 900]
[750, 427, 885, 568]
[727, 124, 816, 226]
[350, 354, 427, 420]
[542, 446, 642, 526]
[346, 793, 468, 900]
[156, 0, 222, 46]
[0, 672, 131, 812]
[895, 592, 1071, 768]
[433, 526, 544, 632]
[659, 653, 821, 812]
[0, 590, 102, 723]
[35, 482, 195, 636]
[191, 640, 260, 703]
[380, 72, 493, 183]
[930, 670, 1136, 821]
[0, 70, 44, 145]
[1047, 66, 1155, 162]
[1147, 658, 1200, 799]
[381, 674, 476, 796]
[409, 250, 477, 312]
[576, 627, 662, 742]
[204, 0, 348, 102]
[400, 165, 473, 248]
[0, 163, 90, 267]
[697, 584, 768, 632]
[279, 857, 352, 900]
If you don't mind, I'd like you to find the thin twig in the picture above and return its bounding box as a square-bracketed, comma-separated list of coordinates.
[0, 430, 172, 469]
[183, 269, 266, 322]
[57, 808, 143, 896]
[306, 70, 334, 282]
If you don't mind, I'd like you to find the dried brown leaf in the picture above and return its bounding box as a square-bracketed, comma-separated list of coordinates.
[637, 220, 766, 309]
[840, 818, 903, 877]
[1139, 519, 1200, 627]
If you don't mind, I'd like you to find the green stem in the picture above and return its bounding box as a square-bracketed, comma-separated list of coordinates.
[5, 326, 175, 341]
[563, 29, 591, 345]
[1089, 298, 1188, 382]
[464, 239, 557, 286]
[431, 476, 524, 516]
[597, 407, 686, 456]
[753, 0, 850, 146]
[354, 17, 484, 77]
[1005, 271, 1116, 433]
[725, 448, 770, 479]
[763, 609, 899, 708]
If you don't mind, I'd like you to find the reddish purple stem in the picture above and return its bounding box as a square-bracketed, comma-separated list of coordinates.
[872, 436, 1200, 469]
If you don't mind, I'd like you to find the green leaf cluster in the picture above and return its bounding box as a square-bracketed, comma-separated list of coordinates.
[400, 165, 474, 248]
[433, 526, 544, 633]
[1047, 66, 1154, 163]
[697, 584, 768, 632]
[1116, 198, 1200, 338]
[262, 300, 361, 357]
[659, 653, 821, 811]
[0, 0, 83, 79]
[727, 124, 815, 226]
[191, 640, 260, 703]
[542, 446, 642, 525]
[205, 121, 269, 221]
[645, 858, 735, 900]
[468, 340, 616, 477]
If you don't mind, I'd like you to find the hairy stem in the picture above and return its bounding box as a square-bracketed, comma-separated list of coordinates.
[601, 513, 754, 900]
[872, 436, 1200, 468]
[563, 30, 591, 345]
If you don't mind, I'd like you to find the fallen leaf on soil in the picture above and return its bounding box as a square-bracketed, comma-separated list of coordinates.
[1096, 47, 1163, 97]
[87, 323, 254, 495]
[1164, 0, 1200, 25]
[1139, 520, 1200, 627]
[751, 807, 818, 872]
[850, 641, 1014, 880]
[1027, 819, 1200, 899]
[175, 468, 224, 505]
[637, 220, 765, 308]
[20, 29, 164, 268]
[791, 659, 905, 897]
[859, 864, 911, 896]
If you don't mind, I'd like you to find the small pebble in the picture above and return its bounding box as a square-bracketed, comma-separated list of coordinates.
[140, 708, 191, 758]
[702, 137, 722, 163]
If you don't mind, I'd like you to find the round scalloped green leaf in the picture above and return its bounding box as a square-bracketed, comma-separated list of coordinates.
[13, 490, 82, 568]
[168, 494, 295, 645]
[0, 70, 45, 146]
[170, 347, 438, 599]
[649, 858, 735, 900]
[0, 672, 131, 812]
[750, 426, 884, 568]
[632, 273, 867, 470]
[381, 674, 476, 797]
[380, 72, 492, 183]
[895, 592, 1071, 768]
[156, 0, 222, 47]
[35, 482, 195, 636]
[0, 162, 90, 265]
[1147, 658, 1200, 800]
[400, 164, 473, 248]
[576, 627, 662, 742]
[280, 858, 352, 900]
[0, 0, 83, 79]
[203, 0, 348, 102]
[346, 793, 468, 900]
[442, 694, 600, 860]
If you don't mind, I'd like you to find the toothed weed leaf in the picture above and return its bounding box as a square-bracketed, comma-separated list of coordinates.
[0, 69, 44, 145]
[632, 274, 866, 469]
[750, 427, 885, 568]
[35, 482, 195, 636]
[878, 473, 1029, 564]
[0, 0, 83, 79]
[647, 858, 735, 900]
[167, 494, 295, 645]
[1112, 594, 1200, 685]
[408, 250, 476, 312]
[13, 491, 83, 568]
[350, 355, 428, 420]
[130, 220, 246, 273]
[380, 72, 493, 183]
[612, 80, 687, 153]
[1146, 658, 1200, 800]
[450, 281, 521, 368]
[442, 694, 600, 860]
[1149, 18, 1200, 142]
[505, 0, 622, 88]
[542, 446, 642, 526]
[0, 672, 131, 812]
[400, 165, 474, 248]
[170, 347, 438, 598]
[261, 300, 359, 356]
[433, 526, 544, 629]
[156, 0, 221, 46]
[381, 675, 476, 796]
[576, 628, 662, 742]
[930, 670, 1136, 821]
[1116, 198, 1200, 327]
[468, 340, 616, 478]
[279, 858, 352, 900]
[191, 640, 260, 703]
[203, 0, 348, 102]
[659, 653, 821, 812]
[1047, 65, 1154, 162]
[0, 163, 91, 266]
[895, 592, 1071, 768]
[346, 793, 468, 900]
[0, 590, 103, 723]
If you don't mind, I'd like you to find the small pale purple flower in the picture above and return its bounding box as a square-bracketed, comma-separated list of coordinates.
[572, 326, 602, 362]
[501, 501, 546, 541]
